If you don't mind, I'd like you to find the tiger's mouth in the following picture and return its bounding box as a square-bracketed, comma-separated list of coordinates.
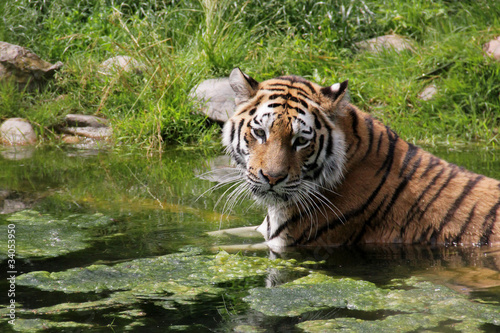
[248, 182, 294, 205]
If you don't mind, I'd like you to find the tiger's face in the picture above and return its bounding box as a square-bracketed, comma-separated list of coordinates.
[222, 68, 349, 207]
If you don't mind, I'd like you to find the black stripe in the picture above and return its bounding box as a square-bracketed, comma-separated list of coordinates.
[325, 134, 334, 156]
[345, 109, 361, 159]
[249, 108, 257, 116]
[376, 127, 398, 176]
[267, 83, 310, 97]
[379, 157, 423, 224]
[267, 103, 282, 109]
[350, 195, 388, 244]
[401, 167, 445, 237]
[229, 120, 235, 143]
[399, 143, 419, 178]
[414, 167, 459, 224]
[266, 215, 271, 240]
[235, 119, 245, 156]
[454, 203, 477, 244]
[421, 156, 441, 179]
[361, 116, 374, 161]
[437, 175, 484, 239]
[313, 112, 322, 130]
[376, 132, 383, 156]
[481, 192, 500, 244]
[269, 213, 300, 240]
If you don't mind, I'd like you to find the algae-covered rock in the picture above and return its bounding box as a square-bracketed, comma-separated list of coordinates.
[244, 273, 500, 331]
[9, 318, 92, 332]
[297, 314, 445, 333]
[17, 249, 302, 295]
[0, 210, 112, 259]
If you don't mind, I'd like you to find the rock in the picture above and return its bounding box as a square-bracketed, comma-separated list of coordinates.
[65, 114, 109, 128]
[418, 84, 438, 101]
[355, 34, 414, 53]
[0, 118, 37, 145]
[59, 127, 112, 140]
[98, 56, 145, 76]
[190, 78, 236, 123]
[483, 36, 500, 61]
[0, 41, 63, 91]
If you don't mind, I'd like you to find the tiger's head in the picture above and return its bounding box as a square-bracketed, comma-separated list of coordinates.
[222, 68, 349, 207]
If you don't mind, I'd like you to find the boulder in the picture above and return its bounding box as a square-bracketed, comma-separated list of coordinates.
[98, 56, 145, 76]
[0, 41, 63, 91]
[483, 36, 500, 61]
[355, 34, 414, 53]
[190, 78, 236, 123]
[0, 118, 37, 145]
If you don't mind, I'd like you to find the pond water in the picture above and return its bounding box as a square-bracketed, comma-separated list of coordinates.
[0, 144, 499, 332]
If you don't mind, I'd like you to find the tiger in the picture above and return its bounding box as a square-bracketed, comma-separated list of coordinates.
[221, 68, 500, 250]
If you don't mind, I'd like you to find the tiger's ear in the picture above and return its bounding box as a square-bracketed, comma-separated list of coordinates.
[229, 68, 259, 105]
[320, 80, 349, 105]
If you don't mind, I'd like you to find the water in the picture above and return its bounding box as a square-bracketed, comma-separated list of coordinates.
[0, 144, 499, 332]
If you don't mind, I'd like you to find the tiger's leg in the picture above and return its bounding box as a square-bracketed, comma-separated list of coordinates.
[206, 225, 262, 238]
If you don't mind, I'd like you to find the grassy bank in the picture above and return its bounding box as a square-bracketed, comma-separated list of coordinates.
[1, 0, 499, 150]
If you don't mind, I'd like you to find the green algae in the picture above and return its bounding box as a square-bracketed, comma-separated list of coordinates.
[11, 245, 500, 332]
[0, 210, 112, 259]
[13, 249, 306, 330]
[244, 273, 500, 332]
[10, 318, 93, 332]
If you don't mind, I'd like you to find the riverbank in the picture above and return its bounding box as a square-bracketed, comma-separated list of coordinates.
[1, 0, 499, 151]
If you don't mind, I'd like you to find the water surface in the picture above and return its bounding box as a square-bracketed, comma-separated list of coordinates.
[0, 144, 499, 332]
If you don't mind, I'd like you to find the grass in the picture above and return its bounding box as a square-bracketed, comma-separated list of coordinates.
[0, 0, 499, 151]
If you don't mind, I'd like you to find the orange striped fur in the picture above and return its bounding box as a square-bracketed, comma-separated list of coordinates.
[222, 68, 500, 249]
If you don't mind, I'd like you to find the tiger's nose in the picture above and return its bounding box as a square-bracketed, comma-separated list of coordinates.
[261, 170, 287, 186]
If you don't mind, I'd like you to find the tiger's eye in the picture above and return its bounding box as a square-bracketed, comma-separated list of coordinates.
[296, 137, 309, 146]
[254, 129, 266, 138]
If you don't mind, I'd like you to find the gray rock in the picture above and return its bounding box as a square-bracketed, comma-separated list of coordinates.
[483, 36, 500, 61]
[355, 34, 414, 53]
[190, 78, 236, 123]
[65, 114, 109, 128]
[0, 41, 63, 91]
[59, 126, 112, 140]
[0, 118, 37, 145]
[98, 56, 145, 76]
[418, 84, 438, 101]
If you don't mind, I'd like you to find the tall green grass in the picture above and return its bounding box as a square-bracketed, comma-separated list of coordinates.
[1, 0, 499, 150]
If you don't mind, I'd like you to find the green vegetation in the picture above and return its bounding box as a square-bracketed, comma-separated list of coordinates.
[1, 0, 499, 150]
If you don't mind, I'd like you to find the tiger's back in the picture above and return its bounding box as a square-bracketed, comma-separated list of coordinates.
[223, 68, 500, 249]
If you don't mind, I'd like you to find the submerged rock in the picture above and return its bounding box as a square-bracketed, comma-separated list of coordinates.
[190, 78, 236, 123]
[0, 41, 63, 91]
[0, 118, 37, 145]
[355, 34, 415, 53]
